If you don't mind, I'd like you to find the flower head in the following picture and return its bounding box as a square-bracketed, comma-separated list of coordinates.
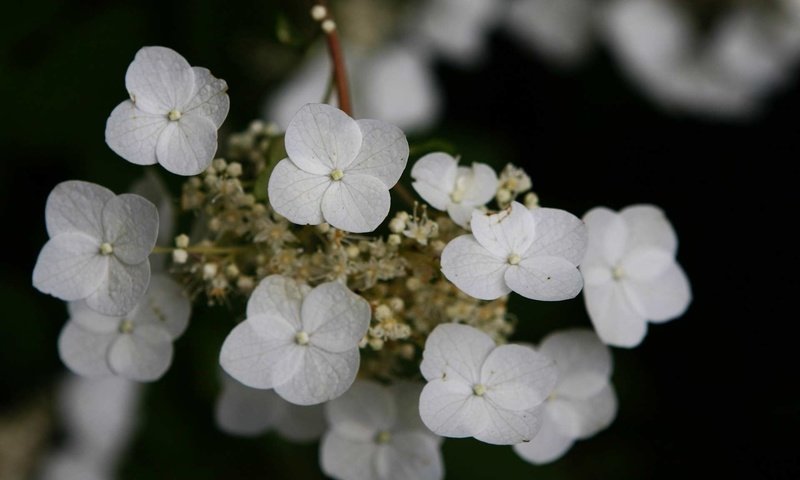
[441, 201, 587, 301]
[268, 103, 409, 233]
[220, 275, 371, 405]
[321, 380, 443, 480]
[411, 152, 497, 228]
[105, 46, 229, 175]
[419, 323, 557, 445]
[581, 205, 692, 347]
[513, 329, 617, 464]
[33, 180, 159, 315]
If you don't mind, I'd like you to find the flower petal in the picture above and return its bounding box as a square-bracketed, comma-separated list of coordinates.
[550, 384, 617, 439]
[321, 174, 390, 233]
[301, 282, 371, 353]
[33, 233, 107, 302]
[620, 204, 677, 255]
[215, 373, 282, 436]
[275, 347, 360, 405]
[376, 432, 444, 480]
[219, 315, 297, 389]
[85, 258, 150, 316]
[620, 247, 675, 281]
[440, 235, 510, 300]
[470, 201, 536, 258]
[57, 321, 114, 377]
[582, 206, 628, 266]
[102, 193, 159, 265]
[246, 275, 308, 326]
[392, 382, 431, 436]
[461, 162, 498, 206]
[346, 119, 409, 187]
[583, 281, 648, 348]
[267, 158, 329, 226]
[473, 403, 544, 445]
[512, 411, 574, 465]
[183, 66, 229, 127]
[134, 274, 191, 339]
[420, 323, 495, 385]
[411, 152, 458, 211]
[321, 431, 379, 480]
[125, 46, 194, 114]
[526, 207, 588, 266]
[285, 103, 363, 174]
[274, 402, 326, 442]
[327, 380, 396, 433]
[130, 170, 174, 251]
[45, 180, 114, 239]
[68, 301, 119, 334]
[482, 344, 557, 411]
[446, 203, 478, 229]
[104, 100, 167, 167]
[625, 262, 691, 323]
[155, 114, 218, 176]
[107, 324, 173, 381]
[504, 255, 584, 301]
[419, 379, 487, 438]
[540, 329, 612, 398]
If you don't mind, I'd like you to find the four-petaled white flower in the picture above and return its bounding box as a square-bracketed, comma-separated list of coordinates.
[321, 380, 444, 480]
[268, 103, 409, 233]
[581, 205, 692, 347]
[33, 180, 159, 316]
[441, 201, 587, 301]
[513, 329, 617, 464]
[410, 152, 497, 228]
[215, 372, 326, 442]
[58, 274, 191, 382]
[105, 46, 229, 176]
[220, 275, 370, 405]
[419, 323, 557, 445]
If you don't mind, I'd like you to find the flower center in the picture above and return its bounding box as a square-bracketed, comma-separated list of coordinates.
[329, 169, 344, 181]
[611, 265, 624, 281]
[450, 189, 464, 204]
[472, 383, 487, 396]
[99, 242, 114, 256]
[295, 330, 310, 345]
[167, 109, 182, 121]
[507, 253, 521, 265]
[119, 319, 134, 334]
[375, 431, 391, 444]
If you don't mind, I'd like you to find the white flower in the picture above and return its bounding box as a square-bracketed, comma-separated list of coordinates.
[440, 201, 587, 301]
[58, 274, 190, 382]
[505, 0, 595, 65]
[105, 46, 229, 176]
[32, 180, 159, 316]
[581, 205, 692, 347]
[418, 323, 557, 445]
[513, 329, 617, 464]
[321, 380, 443, 480]
[267, 103, 409, 233]
[219, 275, 370, 405]
[415, 0, 504, 66]
[410, 152, 497, 228]
[215, 372, 325, 441]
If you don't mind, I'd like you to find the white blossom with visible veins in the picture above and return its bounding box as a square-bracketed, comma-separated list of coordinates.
[441, 201, 587, 301]
[105, 46, 229, 176]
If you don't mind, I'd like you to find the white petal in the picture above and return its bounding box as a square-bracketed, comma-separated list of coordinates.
[215, 373, 282, 436]
[505, 0, 593, 65]
[376, 432, 444, 480]
[33, 233, 107, 302]
[105, 100, 167, 167]
[620, 247, 675, 281]
[102, 193, 159, 265]
[512, 411, 574, 465]
[526, 207, 588, 266]
[301, 282, 371, 353]
[481, 344, 557, 411]
[470, 201, 536, 258]
[327, 380, 396, 432]
[274, 403, 326, 442]
[620, 204, 678, 255]
[420, 323, 495, 384]
[582, 207, 628, 266]
[321, 174, 390, 233]
[446, 203, 478, 229]
[107, 324, 173, 381]
[419, 379, 487, 438]
[183, 66, 229, 127]
[625, 262, 691, 323]
[219, 316, 296, 389]
[411, 152, 458, 211]
[321, 431, 379, 480]
[85, 257, 150, 316]
[550, 385, 617, 439]
[474, 403, 544, 445]
[68, 301, 119, 334]
[505, 255, 584, 301]
[125, 46, 194, 114]
[246, 275, 307, 326]
[460, 162, 498, 206]
[275, 347, 360, 405]
[134, 274, 191, 339]
[129, 170, 174, 250]
[583, 281, 648, 348]
[155, 114, 218, 175]
[392, 382, 431, 436]
[45, 180, 114, 238]
[440, 235, 510, 300]
[267, 158, 329, 226]
[285, 103, 363, 174]
[58, 321, 114, 377]
[540, 329, 612, 398]
[38, 451, 107, 480]
[346, 119, 409, 187]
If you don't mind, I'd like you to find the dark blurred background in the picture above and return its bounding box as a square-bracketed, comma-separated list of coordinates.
[1, 0, 798, 478]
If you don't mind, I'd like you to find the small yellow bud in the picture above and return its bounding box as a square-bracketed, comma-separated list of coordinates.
[99, 242, 114, 256]
[175, 234, 190, 249]
[375, 305, 392, 321]
[226, 162, 243, 177]
[295, 330, 310, 345]
[387, 234, 401, 246]
[202, 263, 218, 280]
[172, 249, 188, 264]
[346, 245, 360, 259]
[310, 4, 327, 20]
[225, 264, 240, 278]
[389, 217, 406, 233]
[213, 158, 228, 172]
[329, 168, 344, 181]
[167, 109, 182, 121]
[496, 188, 512, 204]
[524, 192, 539, 209]
[321, 19, 336, 33]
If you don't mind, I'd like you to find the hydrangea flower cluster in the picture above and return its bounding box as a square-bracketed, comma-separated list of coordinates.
[32, 15, 692, 478]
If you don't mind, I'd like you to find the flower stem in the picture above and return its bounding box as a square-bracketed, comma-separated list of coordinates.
[314, 1, 352, 116]
[152, 245, 246, 255]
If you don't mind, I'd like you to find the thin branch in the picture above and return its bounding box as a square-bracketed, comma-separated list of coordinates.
[312, 1, 352, 115]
